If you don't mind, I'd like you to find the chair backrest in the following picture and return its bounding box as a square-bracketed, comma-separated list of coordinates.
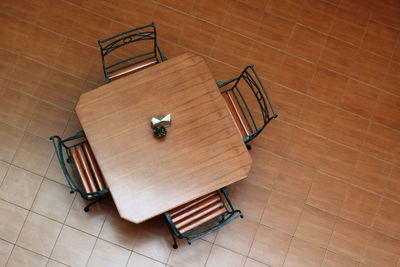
[218, 65, 277, 143]
[50, 131, 108, 200]
[98, 23, 166, 83]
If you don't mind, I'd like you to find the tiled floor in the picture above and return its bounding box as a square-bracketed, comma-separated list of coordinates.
[0, 0, 399, 266]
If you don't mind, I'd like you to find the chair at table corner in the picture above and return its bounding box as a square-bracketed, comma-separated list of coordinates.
[217, 65, 277, 150]
[164, 188, 242, 249]
[49, 131, 109, 212]
[98, 23, 167, 83]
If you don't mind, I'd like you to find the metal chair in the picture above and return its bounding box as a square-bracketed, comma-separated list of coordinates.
[217, 65, 277, 150]
[98, 23, 167, 83]
[50, 131, 109, 212]
[164, 188, 242, 248]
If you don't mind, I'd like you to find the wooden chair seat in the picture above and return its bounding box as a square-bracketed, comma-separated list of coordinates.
[108, 59, 158, 81]
[168, 191, 227, 234]
[222, 91, 252, 138]
[164, 188, 242, 248]
[70, 142, 106, 195]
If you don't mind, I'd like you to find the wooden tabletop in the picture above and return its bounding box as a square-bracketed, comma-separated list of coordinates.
[75, 53, 252, 223]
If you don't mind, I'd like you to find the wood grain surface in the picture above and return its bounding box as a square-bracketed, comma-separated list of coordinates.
[75, 53, 252, 223]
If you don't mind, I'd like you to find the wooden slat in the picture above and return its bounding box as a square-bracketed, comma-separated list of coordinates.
[70, 146, 93, 193]
[75, 145, 98, 192]
[171, 195, 221, 223]
[109, 59, 157, 81]
[178, 207, 227, 234]
[175, 202, 225, 230]
[223, 91, 251, 137]
[82, 142, 106, 190]
[169, 191, 217, 217]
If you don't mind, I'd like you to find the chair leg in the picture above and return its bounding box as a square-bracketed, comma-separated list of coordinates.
[84, 198, 101, 212]
[164, 216, 179, 249]
[246, 143, 252, 150]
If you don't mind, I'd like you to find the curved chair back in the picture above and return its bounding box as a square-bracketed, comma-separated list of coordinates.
[217, 65, 277, 145]
[98, 23, 167, 83]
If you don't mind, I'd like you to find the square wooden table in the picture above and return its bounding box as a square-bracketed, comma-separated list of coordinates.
[75, 53, 252, 223]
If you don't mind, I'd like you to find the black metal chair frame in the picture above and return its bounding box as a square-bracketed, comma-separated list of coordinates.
[164, 188, 243, 249]
[98, 23, 167, 83]
[217, 65, 277, 150]
[49, 131, 109, 212]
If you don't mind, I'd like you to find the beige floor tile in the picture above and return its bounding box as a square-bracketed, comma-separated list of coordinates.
[68, 9, 111, 47]
[200, 230, 217, 243]
[127, 252, 165, 267]
[87, 239, 131, 267]
[0, 166, 42, 209]
[306, 172, 347, 215]
[0, 239, 13, 267]
[0, 199, 28, 243]
[308, 66, 348, 107]
[246, 147, 281, 190]
[99, 211, 139, 250]
[214, 218, 258, 255]
[361, 122, 400, 162]
[31, 179, 75, 223]
[0, 88, 37, 129]
[26, 101, 71, 139]
[249, 225, 292, 266]
[206, 245, 246, 267]
[44, 155, 68, 186]
[231, 180, 270, 223]
[0, 161, 9, 185]
[16, 212, 62, 257]
[252, 119, 296, 156]
[328, 218, 371, 261]
[261, 191, 303, 235]
[283, 238, 325, 267]
[210, 30, 253, 68]
[51, 225, 96, 267]
[362, 231, 400, 267]
[0, 122, 24, 163]
[385, 166, 400, 203]
[46, 259, 69, 267]
[7, 246, 48, 267]
[0, 14, 34, 54]
[132, 217, 172, 263]
[7, 56, 50, 97]
[23, 26, 66, 67]
[322, 251, 359, 267]
[54, 39, 98, 81]
[0, 49, 18, 88]
[373, 199, 400, 239]
[61, 113, 83, 139]
[12, 132, 53, 176]
[223, 1, 263, 39]
[294, 205, 336, 248]
[267, 85, 305, 124]
[244, 258, 270, 267]
[65, 196, 110, 236]
[276, 54, 316, 93]
[340, 186, 381, 226]
[168, 239, 212, 267]
[273, 159, 314, 201]
[38, 70, 86, 111]
[36, 0, 78, 36]
[0, 0, 45, 23]
[352, 154, 392, 195]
